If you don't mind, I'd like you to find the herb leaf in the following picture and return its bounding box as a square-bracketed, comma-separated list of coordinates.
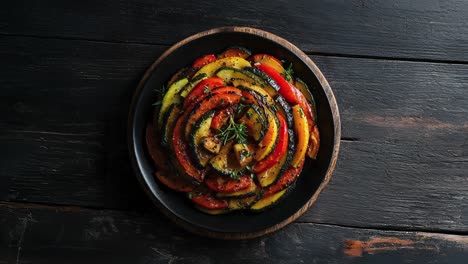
[282, 63, 294, 81]
[230, 170, 241, 180]
[217, 116, 247, 145]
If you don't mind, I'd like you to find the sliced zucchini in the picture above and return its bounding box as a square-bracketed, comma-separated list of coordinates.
[216, 66, 277, 98]
[233, 82, 275, 106]
[295, 78, 317, 121]
[243, 66, 281, 93]
[250, 187, 291, 212]
[227, 193, 261, 210]
[238, 105, 266, 142]
[216, 66, 264, 85]
[257, 119, 295, 188]
[295, 78, 314, 105]
[256, 150, 288, 187]
[274, 95, 294, 129]
[158, 77, 189, 127]
[209, 142, 247, 176]
[290, 105, 310, 168]
[195, 57, 251, 78]
[254, 105, 279, 161]
[190, 110, 215, 168]
[179, 73, 208, 98]
[160, 104, 181, 148]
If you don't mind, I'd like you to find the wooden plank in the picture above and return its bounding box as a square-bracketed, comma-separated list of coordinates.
[1, 0, 468, 61]
[0, 37, 467, 232]
[299, 56, 468, 232]
[0, 203, 466, 263]
[0, 36, 162, 208]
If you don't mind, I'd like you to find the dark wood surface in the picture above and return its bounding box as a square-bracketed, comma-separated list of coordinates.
[1, 0, 467, 262]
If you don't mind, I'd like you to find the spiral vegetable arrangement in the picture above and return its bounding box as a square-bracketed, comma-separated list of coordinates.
[146, 47, 320, 214]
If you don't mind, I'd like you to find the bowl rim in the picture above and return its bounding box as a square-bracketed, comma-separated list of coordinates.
[128, 26, 341, 239]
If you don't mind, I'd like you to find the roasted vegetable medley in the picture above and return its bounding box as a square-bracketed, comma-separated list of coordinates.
[146, 47, 320, 214]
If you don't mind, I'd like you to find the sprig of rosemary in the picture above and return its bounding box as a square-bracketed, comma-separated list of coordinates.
[236, 103, 249, 115]
[217, 116, 247, 145]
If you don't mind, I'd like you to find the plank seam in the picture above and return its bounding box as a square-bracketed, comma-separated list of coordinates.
[0, 201, 466, 236]
[295, 220, 468, 236]
[2, 33, 468, 65]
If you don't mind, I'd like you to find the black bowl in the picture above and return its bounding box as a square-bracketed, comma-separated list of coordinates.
[128, 27, 340, 239]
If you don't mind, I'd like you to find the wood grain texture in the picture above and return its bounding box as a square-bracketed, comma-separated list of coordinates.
[0, 204, 466, 263]
[0, 36, 467, 233]
[0, 36, 161, 208]
[1, 0, 468, 62]
[299, 56, 468, 232]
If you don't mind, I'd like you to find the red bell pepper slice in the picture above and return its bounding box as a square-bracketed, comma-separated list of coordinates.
[253, 114, 288, 173]
[192, 54, 216, 68]
[190, 191, 228, 209]
[256, 63, 313, 118]
[256, 63, 317, 155]
[256, 63, 301, 105]
[205, 175, 253, 193]
[263, 159, 305, 197]
[172, 116, 205, 182]
[183, 77, 225, 109]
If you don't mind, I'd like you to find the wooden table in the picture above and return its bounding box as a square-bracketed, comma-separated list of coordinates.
[1, 1, 467, 263]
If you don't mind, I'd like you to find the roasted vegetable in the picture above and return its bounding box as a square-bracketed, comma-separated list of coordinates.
[209, 142, 248, 176]
[250, 187, 291, 212]
[158, 77, 189, 127]
[291, 105, 310, 168]
[254, 105, 279, 161]
[190, 111, 215, 167]
[218, 47, 252, 59]
[195, 57, 251, 78]
[146, 47, 320, 214]
[192, 54, 216, 68]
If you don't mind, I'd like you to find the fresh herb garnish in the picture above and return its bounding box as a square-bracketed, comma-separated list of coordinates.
[239, 149, 248, 160]
[237, 103, 249, 115]
[298, 107, 305, 118]
[230, 170, 242, 180]
[282, 63, 294, 81]
[217, 116, 247, 145]
[203, 85, 211, 94]
[152, 85, 166, 106]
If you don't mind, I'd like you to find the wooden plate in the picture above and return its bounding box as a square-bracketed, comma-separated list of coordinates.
[128, 27, 340, 239]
